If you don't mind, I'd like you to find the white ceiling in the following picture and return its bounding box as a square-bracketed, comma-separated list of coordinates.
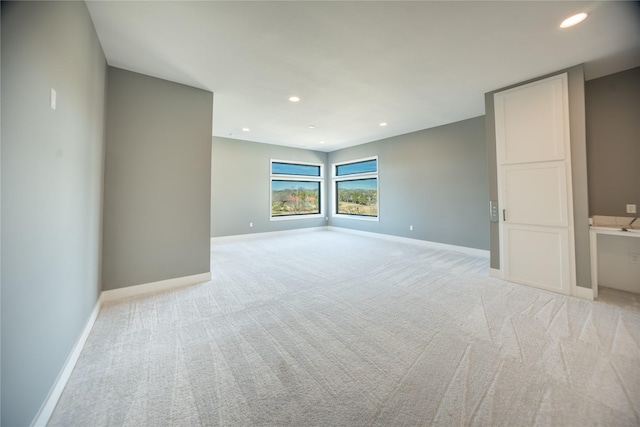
[86, 1, 640, 152]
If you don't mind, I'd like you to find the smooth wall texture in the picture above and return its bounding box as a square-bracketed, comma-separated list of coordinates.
[102, 68, 213, 290]
[211, 137, 328, 237]
[1, 2, 107, 425]
[328, 117, 490, 251]
[485, 65, 591, 288]
[586, 67, 640, 216]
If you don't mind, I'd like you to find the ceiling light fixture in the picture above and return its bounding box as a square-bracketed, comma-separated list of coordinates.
[242, 127, 250, 132]
[560, 12, 588, 28]
[319, 141, 325, 144]
[289, 96, 300, 102]
[308, 125, 315, 129]
[379, 122, 388, 127]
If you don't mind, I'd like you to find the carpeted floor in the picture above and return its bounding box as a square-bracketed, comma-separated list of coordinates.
[49, 229, 640, 426]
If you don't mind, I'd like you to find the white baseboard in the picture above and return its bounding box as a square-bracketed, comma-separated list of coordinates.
[327, 226, 490, 258]
[31, 298, 102, 427]
[211, 226, 490, 258]
[489, 269, 594, 300]
[31, 270, 212, 426]
[211, 226, 328, 244]
[101, 272, 212, 303]
[573, 285, 594, 300]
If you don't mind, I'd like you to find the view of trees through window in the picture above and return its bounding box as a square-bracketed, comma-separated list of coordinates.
[270, 158, 378, 219]
[333, 157, 378, 218]
[336, 178, 377, 216]
[271, 180, 320, 216]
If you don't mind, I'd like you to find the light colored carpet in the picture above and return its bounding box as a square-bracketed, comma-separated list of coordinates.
[49, 229, 640, 426]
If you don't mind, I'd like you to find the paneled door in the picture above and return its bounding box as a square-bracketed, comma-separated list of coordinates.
[494, 73, 575, 295]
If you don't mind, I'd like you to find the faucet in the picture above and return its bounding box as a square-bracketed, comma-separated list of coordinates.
[621, 217, 637, 232]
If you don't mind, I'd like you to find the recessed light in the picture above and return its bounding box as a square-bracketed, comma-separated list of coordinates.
[560, 12, 588, 28]
[379, 122, 388, 127]
[319, 141, 325, 144]
[242, 127, 250, 132]
[289, 96, 300, 102]
[308, 125, 316, 129]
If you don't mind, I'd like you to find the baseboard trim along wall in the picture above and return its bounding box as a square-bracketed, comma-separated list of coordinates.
[573, 285, 594, 301]
[30, 227, 592, 426]
[33, 271, 211, 426]
[31, 299, 102, 427]
[212, 226, 490, 258]
[211, 227, 327, 244]
[489, 267, 593, 300]
[489, 268, 594, 300]
[328, 226, 491, 258]
[101, 272, 212, 303]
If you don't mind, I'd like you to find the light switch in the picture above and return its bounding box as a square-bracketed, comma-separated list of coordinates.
[489, 200, 499, 223]
[50, 88, 57, 110]
[627, 204, 637, 214]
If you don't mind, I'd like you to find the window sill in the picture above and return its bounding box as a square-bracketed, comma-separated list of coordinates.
[332, 214, 379, 222]
[270, 214, 325, 222]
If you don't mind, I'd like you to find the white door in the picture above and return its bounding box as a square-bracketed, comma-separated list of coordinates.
[494, 73, 575, 295]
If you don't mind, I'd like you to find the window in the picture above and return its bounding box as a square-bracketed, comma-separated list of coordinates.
[272, 162, 321, 177]
[270, 160, 324, 220]
[333, 157, 378, 220]
[336, 158, 377, 176]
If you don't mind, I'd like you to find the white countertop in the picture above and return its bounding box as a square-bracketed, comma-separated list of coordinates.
[590, 226, 640, 237]
[590, 215, 639, 237]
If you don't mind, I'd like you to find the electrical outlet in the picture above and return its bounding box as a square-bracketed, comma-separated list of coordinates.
[630, 253, 640, 264]
[627, 204, 637, 214]
[409, 225, 413, 231]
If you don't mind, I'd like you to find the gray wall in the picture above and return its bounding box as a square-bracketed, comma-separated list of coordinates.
[102, 67, 213, 290]
[1, 2, 107, 425]
[586, 67, 640, 216]
[328, 117, 490, 251]
[211, 137, 328, 237]
[485, 65, 591, 288]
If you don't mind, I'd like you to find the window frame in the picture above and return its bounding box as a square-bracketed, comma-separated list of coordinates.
[332, 156, 379, 221]
[270, 159, 325, 221]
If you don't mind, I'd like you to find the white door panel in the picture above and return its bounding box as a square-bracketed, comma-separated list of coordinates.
[504, 225, 570, 294]
[495, 73, 575, 296]
[502, 162, 568, 227]
[495, 75, 566, 165]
